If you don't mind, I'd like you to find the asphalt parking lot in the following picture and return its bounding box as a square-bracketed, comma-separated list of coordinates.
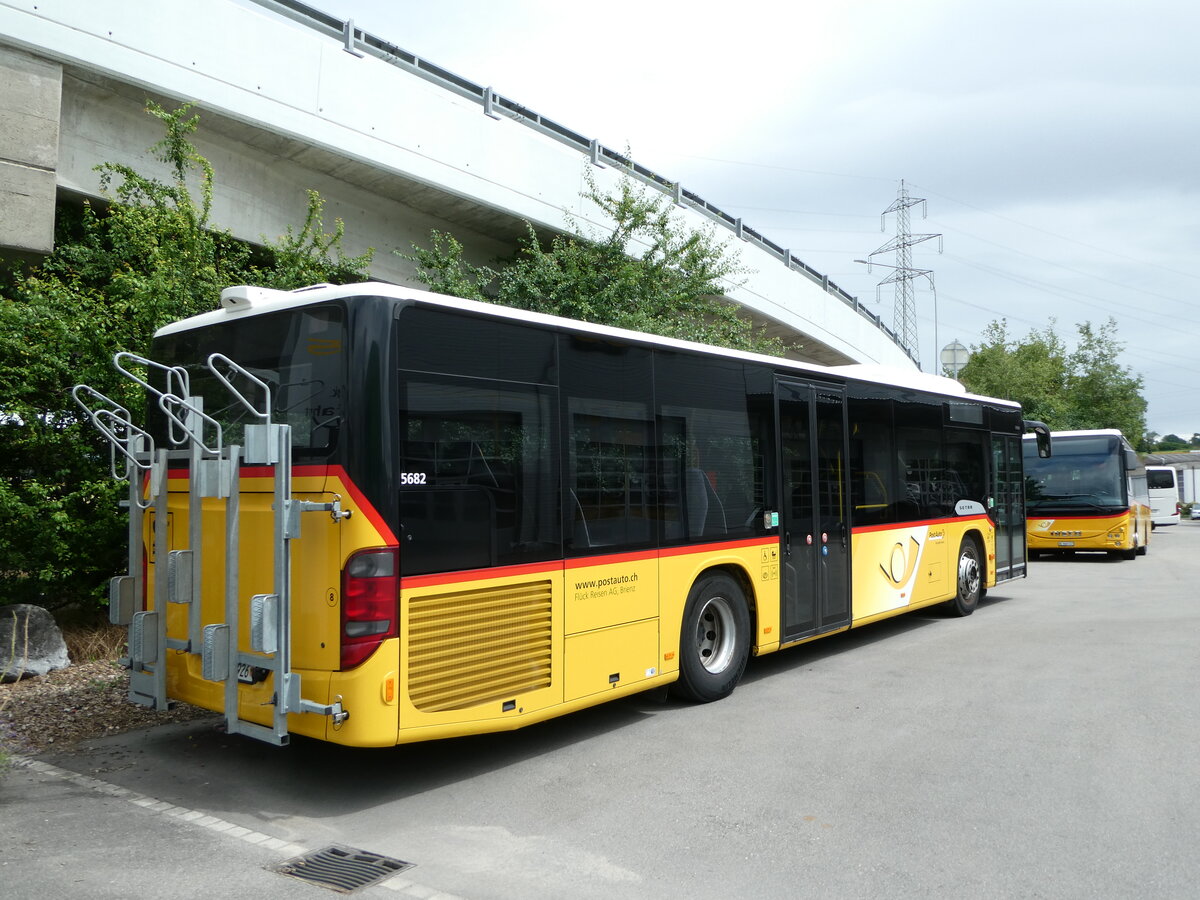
[5, 523, 1199, 899]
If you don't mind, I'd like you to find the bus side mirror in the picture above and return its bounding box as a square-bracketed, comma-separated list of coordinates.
[1124, 449, 1141, 471]
[1024, 420, 1052, 458]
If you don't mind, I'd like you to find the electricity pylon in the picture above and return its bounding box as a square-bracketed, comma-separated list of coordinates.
[864, 180, 942, 363]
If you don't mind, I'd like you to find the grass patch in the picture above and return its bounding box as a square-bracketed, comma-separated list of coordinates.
[63, 623, 127, 663]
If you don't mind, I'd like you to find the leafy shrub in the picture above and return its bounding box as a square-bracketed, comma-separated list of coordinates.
[0, 103, 371, 612]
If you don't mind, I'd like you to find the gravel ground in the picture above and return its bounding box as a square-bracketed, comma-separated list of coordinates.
[0, 659, 215, 756]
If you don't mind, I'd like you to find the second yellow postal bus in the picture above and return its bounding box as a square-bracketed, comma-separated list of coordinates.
[75, 282, 1049, 747]
[1023, 429, 1150, 560]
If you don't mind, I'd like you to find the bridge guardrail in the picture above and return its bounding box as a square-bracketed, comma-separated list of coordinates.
[251, 0, 912, 363]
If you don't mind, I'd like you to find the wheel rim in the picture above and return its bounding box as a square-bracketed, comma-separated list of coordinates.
[695, 594, 737, 674]
[958, 548, 980, 600]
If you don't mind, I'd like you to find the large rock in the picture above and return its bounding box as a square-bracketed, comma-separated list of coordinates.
[1, 604, 71, 682]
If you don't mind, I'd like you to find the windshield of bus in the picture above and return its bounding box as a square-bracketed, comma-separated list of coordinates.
[1023, 435, 1126, 512]
[150, 305, 346, 458]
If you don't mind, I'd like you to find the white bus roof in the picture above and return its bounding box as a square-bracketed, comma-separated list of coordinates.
[1022, 429, 1126, 439]
[155, 282, 1018, 409]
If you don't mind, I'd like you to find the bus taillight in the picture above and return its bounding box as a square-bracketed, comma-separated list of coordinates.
[340, 547, 399, 669]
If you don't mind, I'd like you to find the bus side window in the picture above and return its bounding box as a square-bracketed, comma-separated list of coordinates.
[658, 415, 738, 541]
[561, 337, 655, 554]
[944, 430, 988, 509]
[399, 378, 560, 576]
[847, 389, 898, 526]
[654, 352, 762, 544]
[569, 409, 655, 549]
[858, 471, 888, 510]
[895, 396, 945, 520]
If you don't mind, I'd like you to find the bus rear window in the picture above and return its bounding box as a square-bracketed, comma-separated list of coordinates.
[1147, 468, 1176, 490]
[151, 305, 346, 457]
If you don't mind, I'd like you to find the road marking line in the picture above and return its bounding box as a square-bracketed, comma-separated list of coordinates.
[11, 755, 463, 898]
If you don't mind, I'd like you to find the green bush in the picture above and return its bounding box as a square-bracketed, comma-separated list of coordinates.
[0, 103, 371, 612]
[406, 168, 785, 355]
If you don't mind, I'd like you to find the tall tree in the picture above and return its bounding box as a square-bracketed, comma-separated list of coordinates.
[958, 317, 1147, 445]
[0, 103, 372, 611]
[406, 170, 785, 355]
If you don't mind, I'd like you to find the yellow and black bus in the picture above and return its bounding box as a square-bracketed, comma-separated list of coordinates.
[1023, 429, 1150, 560]
[76, 282, 1049, 746]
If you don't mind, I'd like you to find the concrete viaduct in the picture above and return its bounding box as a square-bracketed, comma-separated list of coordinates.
[0, 0, 913, 369]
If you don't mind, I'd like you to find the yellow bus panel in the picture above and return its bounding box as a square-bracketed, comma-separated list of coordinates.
[564, 618, 660, 702]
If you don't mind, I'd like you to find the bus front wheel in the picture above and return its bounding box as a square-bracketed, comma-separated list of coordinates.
[671, 573, 750, 703]
[943, 538, 982, 617]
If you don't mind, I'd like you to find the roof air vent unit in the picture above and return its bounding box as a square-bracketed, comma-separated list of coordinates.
[219, 285, 290, 309]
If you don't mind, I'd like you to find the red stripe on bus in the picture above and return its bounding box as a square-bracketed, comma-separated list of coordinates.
[401, 537, 778, 590]
[401, 560, 564, 589]
[1024, 513, 1131, 522]
[325, 465, 398, 545]
[166, 464, 331, 480]
[164, 463, 397, 546]
[563, 548, 660, 569]
[852, 514, 991, 535]
[658, 537, 776, 559]
[562, 537, 773, 569]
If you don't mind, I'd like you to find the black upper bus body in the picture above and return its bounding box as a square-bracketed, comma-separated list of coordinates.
[151, 284, 1029, 584]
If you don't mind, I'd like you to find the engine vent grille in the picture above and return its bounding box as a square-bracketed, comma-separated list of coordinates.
[407, 579, 553, 712]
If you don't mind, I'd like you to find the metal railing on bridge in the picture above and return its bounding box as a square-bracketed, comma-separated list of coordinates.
[252, 0, 914, 364]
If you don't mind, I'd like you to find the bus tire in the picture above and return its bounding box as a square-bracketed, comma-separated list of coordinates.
[943, 537, 982, 617]
[670, 573, 751, 703]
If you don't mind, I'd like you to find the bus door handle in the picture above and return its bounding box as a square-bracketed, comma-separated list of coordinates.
[784, 532, 791, 556]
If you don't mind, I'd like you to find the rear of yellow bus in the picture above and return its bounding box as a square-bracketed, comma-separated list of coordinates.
[144, 294, 406, 746]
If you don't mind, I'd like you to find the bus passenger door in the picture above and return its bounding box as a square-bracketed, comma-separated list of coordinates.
[776, 379, 851, 641]
[991, 434, 1026, 581]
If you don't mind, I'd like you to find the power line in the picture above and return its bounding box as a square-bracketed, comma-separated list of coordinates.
[936, 225, 1198, 311]
[717, 204, 876, 219]
[653, 151, 893, 184]
[942, 255, 1198, 329]
[907, 180, 1200, 284]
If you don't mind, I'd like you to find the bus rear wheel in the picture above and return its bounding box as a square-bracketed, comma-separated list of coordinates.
[671, 573, 750, 703]
[943, 537, 982, 617]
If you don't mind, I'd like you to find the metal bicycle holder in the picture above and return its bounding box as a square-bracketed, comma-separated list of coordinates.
[73, 352, 349, 745]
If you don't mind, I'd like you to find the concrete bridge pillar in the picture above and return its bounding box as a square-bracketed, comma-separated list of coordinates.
[0, 46, 61, 256]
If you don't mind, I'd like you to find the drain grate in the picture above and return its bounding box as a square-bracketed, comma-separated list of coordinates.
[273, 844, 413, 893]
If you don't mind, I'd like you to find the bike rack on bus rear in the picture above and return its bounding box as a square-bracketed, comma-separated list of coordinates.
[72, 352, 349, 746]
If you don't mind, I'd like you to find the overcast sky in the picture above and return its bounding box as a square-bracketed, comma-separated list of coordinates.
[316, 0, 1198, 438]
